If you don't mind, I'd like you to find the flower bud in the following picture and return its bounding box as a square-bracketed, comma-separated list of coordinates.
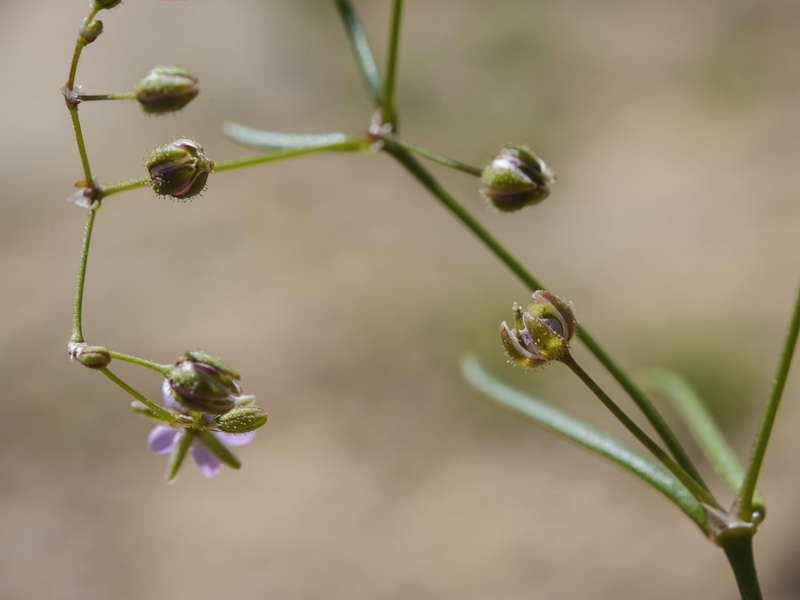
[165, 351, 241, 415]
[480, 146, 555, 212]
[79, 18, 103, 45]
[500, 290, 576, 369]
[214, 406, 268, 433]
[93, 0, 123, 10]
[134, 66, 199, 114]
[147, 139, 213, 199]
[70, 343, 112, 369]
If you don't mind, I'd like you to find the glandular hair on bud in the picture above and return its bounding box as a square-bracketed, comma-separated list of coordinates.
[214, 406, 268, 433]
[147, 139, 213, 199]
[92, 0, 123, 10]
[134, 66, 199, 115]
[79, 18, 103, 44]
[74, 345, 112, 369]
[480, 146, 556, 212]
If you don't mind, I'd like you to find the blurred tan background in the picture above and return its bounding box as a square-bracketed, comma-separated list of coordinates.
[2, 1, 799, 598]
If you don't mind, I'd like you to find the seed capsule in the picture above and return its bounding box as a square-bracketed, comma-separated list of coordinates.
[147, 139, 213, 199]
[480, 146, 555, 212]
[134, 66, 199, 115]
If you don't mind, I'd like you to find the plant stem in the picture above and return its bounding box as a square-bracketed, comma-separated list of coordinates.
[562, 355, 718, 507]
[108, 352, 169, 374]
[77, 93, 136, 102]
[735, 280, 800, 521]
[99, 367, 175, 423]
[70, 201, 100, 345]
[381, 0, 404, 126]
[65, 9, 98, 91]
[213, 138, 370, 172]
[721, 533, 762, 600]
[68, 106, 96, 188]
[384, 134, 482, 176]
[386, 144, 707, 488]
[332, 0, 384, 106]
[100, 177, 150, 197]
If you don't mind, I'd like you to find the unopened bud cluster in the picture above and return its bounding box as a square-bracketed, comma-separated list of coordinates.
[500, 291, 576, 369]
[481, 146, 556, 212]
[164, 351, 268, 433]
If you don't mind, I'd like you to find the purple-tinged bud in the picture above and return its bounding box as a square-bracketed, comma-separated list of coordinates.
[92, 0, 123, 10]
[480, 146, 556, 212]
[69, 343, 112, 369]
[134, 66, 199, 115]
[165, 351, 241, 415]
[147, 139, 213, 199]
[214, 406, 268, 434]
[79, 18, 103, 45]
[500, 291, 576, 369]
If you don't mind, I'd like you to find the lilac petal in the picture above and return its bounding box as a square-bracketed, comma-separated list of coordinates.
[148, 425, 178, 454]
[161, 379, 183, 411]
[216, 431, 256, 447]
[191, 438, 221, 478]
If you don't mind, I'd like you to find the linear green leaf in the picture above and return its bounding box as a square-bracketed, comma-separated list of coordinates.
[222, 123, 353, 150]
[332, 0, 384, 106]
[197, 430, 241, 470]
[643, 368, 765, 519]
[461, 356, 707, 531]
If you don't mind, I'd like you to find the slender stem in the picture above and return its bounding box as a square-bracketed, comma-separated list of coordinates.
[735, 280, 800, 521]
[385, 143, 708, 489]
[108, 352, 169, 375]
[213, 138, 370, 172]
[68, 106, 95, 188]
[65, 9, 98, 91]
[70, 201, 100, 345]
[721, 533, 762, 600]
[99, 367, 175, 423]
[332, 0, 384, 106]
[77, 93, 136, 102]
[384, 134, 482, 176]
[562, 355, 718, 507]
[100, 177, 150, 197]
[381, 0, 404, 126]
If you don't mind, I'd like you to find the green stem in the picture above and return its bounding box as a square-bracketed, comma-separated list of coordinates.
[99, 367, 175, 423]
[384, 134, 482, 176]
[381, 0, 404, 126]
[562, 355, 718, 507]
[70, 201, 100, 345]
[721, 533, 762, 600]
[68, 106, 95, 188]
[100, 177, 150, 197]
[386, 143, 707, 489]
[65, 9, 98, 91]
[332, 0, 384, 106]
[77, 92, 136, 102]
[735, 280, 800, 521]
[108, 352, 169, 374]
[213, 138, 370, 172]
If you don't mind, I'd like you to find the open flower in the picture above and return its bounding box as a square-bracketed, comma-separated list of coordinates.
[148, 380, 256, 481]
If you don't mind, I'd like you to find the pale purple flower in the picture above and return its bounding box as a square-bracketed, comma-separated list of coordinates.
[148, 380, 256, 479]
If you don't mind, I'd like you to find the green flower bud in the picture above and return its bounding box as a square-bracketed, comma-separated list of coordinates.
[147, 139, 213, 199]
[92, 0, 123, 10]
[214, 406, 268, 433]
[480, 146, 556, 212]
[70, 343, 112, 369]
[500, 291, 576, 369]
[165, 351, 242, 415]
[134, 66, 199, 115]
[79, 18, 103, 45]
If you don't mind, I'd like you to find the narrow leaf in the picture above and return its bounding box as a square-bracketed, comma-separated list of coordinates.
[166, 429, 195, 483]
[642, 368, 765, 519]
[461, 357, 708, 531]
[222, 124, 353, 151]
[332, 0, 384, 105]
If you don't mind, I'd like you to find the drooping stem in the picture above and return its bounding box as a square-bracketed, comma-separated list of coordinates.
[562, 355, 718, 507]
[108, 352, 170, 375]
[386, 144, 707, 489]
[381, 0, 404, 126]
[70, 201, 100, 345]
[384, 134, 482, 176]
[721, 533, 762, 600]
[735, 280, 800, 521]
[100, 367, 175, 423]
